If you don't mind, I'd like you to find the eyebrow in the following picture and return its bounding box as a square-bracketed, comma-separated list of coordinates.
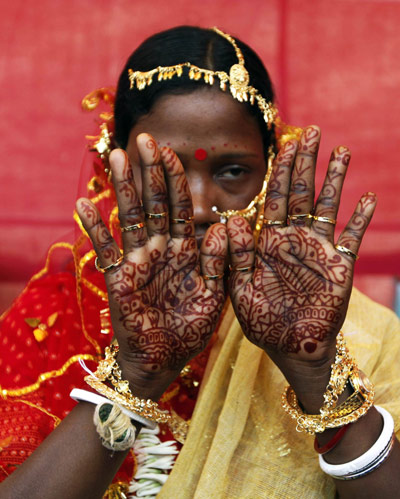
[216, 152, 260, 161]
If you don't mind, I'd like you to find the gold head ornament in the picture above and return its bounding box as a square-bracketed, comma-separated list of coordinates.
[128, 27, 278, 129]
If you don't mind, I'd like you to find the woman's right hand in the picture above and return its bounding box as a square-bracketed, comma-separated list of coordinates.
[76, 134, 227, 400]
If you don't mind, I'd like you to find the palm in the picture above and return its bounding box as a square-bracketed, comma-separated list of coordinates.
[107, 235, 224, 371]
[231, 225, 351, 358]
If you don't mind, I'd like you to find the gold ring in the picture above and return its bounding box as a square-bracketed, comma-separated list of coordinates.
[263, 219, 286, 226]
[229, 265, 254, 273]
[335, 245, 359, 261]
[203, 273, 224, 281]
[145, 212, 168, 219]
[313, 215, 336, 225]
[95, 256, 124, 274]
[170, 217, 194, 224]
[288, 213, 313, 221]
[121, 222, 145, 232]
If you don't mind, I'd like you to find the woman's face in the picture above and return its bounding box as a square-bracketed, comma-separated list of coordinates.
[126, 86, 268, 245]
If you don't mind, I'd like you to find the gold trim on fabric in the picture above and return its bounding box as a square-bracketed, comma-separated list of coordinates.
[0, 464, 10, 477]
[0, 354, 97, 398]
[81, 278, 108, 301]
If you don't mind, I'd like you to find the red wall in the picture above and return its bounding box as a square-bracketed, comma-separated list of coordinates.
[1, 0, 400, 309]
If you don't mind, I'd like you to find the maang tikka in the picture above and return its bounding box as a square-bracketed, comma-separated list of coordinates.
[128, 27, 278, 227]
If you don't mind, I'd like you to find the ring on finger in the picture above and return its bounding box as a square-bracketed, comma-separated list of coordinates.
[121, 222, 145, 232]
[145, 211, 168, 219]
[95, 256, 124, 274]
[288, 213, 313, 224]
[313, 215, 336, 225]
[203, 273, 224, 280]
[170, 217, 194, 224]
[335, 244, 359, 261]
[229, 265, 254, 273]
[263, 219, 286, 226]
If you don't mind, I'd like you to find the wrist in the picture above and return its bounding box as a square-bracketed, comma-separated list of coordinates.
[117, 354, 181, 401]
[268, 350, 336, 413]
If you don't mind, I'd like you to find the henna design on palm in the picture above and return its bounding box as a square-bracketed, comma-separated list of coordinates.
[77, 135, 227, 383]
[229, 220, 349, 357]
[228, 126, 377, 363]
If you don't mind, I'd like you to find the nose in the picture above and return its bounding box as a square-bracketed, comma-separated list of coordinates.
[189, 176, 219, 227]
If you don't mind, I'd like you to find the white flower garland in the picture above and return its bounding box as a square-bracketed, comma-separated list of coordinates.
[128, 426, 179, 498]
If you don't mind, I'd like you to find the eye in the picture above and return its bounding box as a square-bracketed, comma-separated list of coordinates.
[216, 165, 249, 180]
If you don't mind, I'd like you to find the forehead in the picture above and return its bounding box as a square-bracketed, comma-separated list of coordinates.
[128, 87, 265, 150]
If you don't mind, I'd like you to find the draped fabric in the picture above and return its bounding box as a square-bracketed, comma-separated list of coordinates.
[159, 289, 400, 498]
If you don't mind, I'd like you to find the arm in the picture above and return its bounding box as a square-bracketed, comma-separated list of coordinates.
[227, 125, 400, 498]
[0, 135, 228, 498]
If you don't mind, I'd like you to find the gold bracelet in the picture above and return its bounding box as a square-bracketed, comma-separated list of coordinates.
[281, 332, 375, 434]
[319, 331, 355, 418]
[85, 345, 171, 425]
[282, 384, 374, 434]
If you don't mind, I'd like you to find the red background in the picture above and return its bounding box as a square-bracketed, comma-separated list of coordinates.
[1, 0, 400, 311]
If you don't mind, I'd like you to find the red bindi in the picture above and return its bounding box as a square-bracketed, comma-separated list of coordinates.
[194, 148, 208, 161]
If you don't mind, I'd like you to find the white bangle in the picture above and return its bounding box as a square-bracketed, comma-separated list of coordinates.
[319, 406, 395, 480]
[70, 388, 157, 429]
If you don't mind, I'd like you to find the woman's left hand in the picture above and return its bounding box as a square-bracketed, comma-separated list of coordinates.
[227, 126, 376, 406]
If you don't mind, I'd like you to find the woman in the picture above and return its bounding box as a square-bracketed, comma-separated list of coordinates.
[1, 26, 400, 498]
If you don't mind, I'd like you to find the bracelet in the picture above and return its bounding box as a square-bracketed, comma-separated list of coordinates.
[70, 388, 156, 429]
[84, 345, 171, 426]
[93, 402, 137, 452]
[282, 385, 374, 434]
[70, 388, 137, 451]
[314, 424, 351, 455]
[319, 406, 395, 480]
[281, 332, 374, 434]
[319, 332, 355, 419]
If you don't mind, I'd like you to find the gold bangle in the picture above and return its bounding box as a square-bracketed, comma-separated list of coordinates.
[282, 384, 374, 434]
[85, 345, 171, 424]
[281, 332, 374, 434]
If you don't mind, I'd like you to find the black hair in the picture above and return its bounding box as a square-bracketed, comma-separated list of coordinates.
[114, 26, 276, 154]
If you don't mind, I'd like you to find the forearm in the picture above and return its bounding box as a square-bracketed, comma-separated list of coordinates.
[284, 359, 400, 498]
[0, 402, 130, 499]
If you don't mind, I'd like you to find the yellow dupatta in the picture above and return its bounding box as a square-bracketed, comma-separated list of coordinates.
[159, 288, 400, 498]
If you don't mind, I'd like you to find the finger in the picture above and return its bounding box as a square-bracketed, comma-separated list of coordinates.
[335, 192, 377, 261]
[312, 146, 351, 241]
[137, 133, 169, 237]
[288, 125, 320, 226]
[76, 198, 121, 272]
[160, 147, 194, 238]
[226, 216, 255, 291]
[110, 148, 147, 251]
[200, 223, 228, 293]
[263, 139, 298, 225]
